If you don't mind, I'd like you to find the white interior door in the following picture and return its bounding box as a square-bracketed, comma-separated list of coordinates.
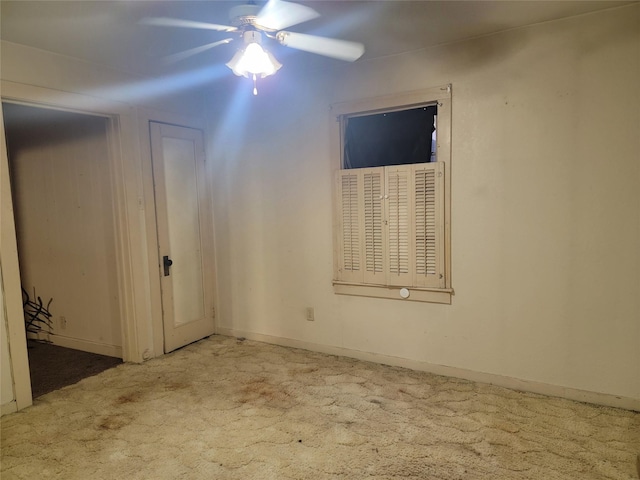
[150, 122, 215, 353]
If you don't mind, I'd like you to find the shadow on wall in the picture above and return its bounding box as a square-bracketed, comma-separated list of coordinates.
[3, 103, 108, 150]
[434, 5, 638, 77]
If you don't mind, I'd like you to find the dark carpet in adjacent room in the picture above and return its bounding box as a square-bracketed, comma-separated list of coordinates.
[27, 342, 122, 398]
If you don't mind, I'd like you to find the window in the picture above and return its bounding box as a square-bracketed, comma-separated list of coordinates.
[331, 85, 452, 304]
[344, 106, 438, 169]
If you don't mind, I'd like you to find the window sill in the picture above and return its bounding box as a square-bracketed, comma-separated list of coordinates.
[333, 282, 453, 305]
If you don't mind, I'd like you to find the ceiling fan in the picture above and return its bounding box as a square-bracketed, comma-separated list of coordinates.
[141, 0, 365, 94]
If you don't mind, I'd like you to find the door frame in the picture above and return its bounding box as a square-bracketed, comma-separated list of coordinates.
[1, 80, 146, 410]
[137, 108, 217, 355]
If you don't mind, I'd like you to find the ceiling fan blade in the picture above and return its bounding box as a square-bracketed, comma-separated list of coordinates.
[140, 17, 237, 32]
[163, 39, 234, 64]
[256, 0, 320, 31]
[276, 32, 365, 62]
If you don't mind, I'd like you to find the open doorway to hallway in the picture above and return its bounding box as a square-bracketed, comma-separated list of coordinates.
[3, 102, 123, 397]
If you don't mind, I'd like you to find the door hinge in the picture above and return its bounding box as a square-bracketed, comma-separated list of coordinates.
[212, 307, 216, 319]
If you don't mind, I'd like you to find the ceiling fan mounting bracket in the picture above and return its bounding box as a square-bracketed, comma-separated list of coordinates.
[229, 4, 276, 32]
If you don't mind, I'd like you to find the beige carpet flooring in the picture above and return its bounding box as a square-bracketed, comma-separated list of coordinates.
[2, 335, 639, 479]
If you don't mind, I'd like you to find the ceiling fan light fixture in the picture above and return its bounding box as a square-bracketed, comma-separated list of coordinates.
[226, 31, 282, 79]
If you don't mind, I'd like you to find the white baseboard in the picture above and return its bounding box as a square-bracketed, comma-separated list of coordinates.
[30, 332, 122, 358]
[216, 327, 640, 412]
[1, 400, 18, 417]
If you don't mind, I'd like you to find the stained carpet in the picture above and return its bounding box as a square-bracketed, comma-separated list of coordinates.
[2, 335, 639, 479]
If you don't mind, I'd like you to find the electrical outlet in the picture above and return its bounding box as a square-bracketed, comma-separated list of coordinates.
[305, 307, 315, 322]
[59, 316, 67, 330]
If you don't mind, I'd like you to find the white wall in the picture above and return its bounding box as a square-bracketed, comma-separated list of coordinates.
[5, 105, 121, 355]
[1, 279, 15, 411]
[208, 5, 640, 404]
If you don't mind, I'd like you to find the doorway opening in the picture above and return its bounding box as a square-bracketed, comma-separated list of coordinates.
[3, 102, 123, 397]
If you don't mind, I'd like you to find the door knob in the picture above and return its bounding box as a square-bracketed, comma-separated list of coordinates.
[163, 255, 173, 276]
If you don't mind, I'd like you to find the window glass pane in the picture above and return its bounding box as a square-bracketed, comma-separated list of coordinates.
[344, 106, 437, 169]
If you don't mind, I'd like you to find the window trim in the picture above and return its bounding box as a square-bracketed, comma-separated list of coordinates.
[330, 85, 453, 304]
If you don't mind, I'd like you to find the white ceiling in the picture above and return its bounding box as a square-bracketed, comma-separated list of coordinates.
[0, 0, 633, 79]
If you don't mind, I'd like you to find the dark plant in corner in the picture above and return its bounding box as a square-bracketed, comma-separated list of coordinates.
[22, 287, 53, 344]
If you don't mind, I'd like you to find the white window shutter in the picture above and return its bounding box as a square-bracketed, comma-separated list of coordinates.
[336, 162, 445, 291]
[362, 168, 386, 284]
[335, 170, 364, 283]
[413, 162, 445, 288]
[385, 166, 413, 286]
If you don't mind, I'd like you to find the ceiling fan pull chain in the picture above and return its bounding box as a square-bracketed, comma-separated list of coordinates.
[253, 74, 258, 96]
